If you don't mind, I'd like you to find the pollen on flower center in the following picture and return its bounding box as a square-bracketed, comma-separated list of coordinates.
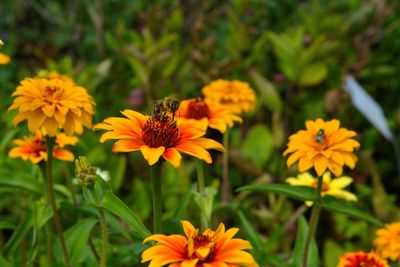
[142, 115, 180, 148]
[186, 99, 210, 120]
[44, 86, 63, 102]
[187, 234, 215, 262]
[193, 234, 212, 249]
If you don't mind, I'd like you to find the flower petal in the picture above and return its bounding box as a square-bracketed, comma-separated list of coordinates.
[140, 145, 165, 166]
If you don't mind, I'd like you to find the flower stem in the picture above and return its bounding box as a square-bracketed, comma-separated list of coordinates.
[40, 163, 54, 265]
[150, 165, 162, 233]
[45, 136, 71, 267]
[98, 208, 108, 267]
[196, 160, 208, 230]
[222, 131, 230, 204]
[302, 175, 323, 267]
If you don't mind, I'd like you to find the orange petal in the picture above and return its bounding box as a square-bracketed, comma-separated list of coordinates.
[175, 142, 212, 164]
[298, 157, 313, 172]
[140, 145, 165, 166]
[163, 148, 182, 168]
[313, 156, 329, 177]
[112, 139, 143, 152]
[181, 220, 197, 238]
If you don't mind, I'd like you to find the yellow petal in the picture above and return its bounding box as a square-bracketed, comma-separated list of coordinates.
[163, 148, 182, 168]
[140, 145, 165, 166]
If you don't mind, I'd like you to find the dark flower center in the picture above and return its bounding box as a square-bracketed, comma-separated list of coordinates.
[186, 99, 210, 120]
[312, 181, 329, 192]
[193, 234, 212, 249]
[142, 115, 180, 148]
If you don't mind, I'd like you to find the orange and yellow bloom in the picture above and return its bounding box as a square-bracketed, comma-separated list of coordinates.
[9, 75, 95, 136]
[9, 130, 78, 163]
[374, 222, 400, 261]
[286, 172, 357, 206]
[202, 79, 256, 114]
[178, 98, 242, 133]
[284, 119, 360, 177]
[337, 251, 389, 267]
[93, 110, 224, 168]
[0, 52, 10, 64]
[142, 220, 259, 267]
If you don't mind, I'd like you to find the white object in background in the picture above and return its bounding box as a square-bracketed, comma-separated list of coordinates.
[343, 75, 394, 141]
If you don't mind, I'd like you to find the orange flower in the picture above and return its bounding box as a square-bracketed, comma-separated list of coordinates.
[202, 79, 256, 114]
[0, 52, 10, 64]
[177, 98, 242, 133]
[93, 110, 224, 168]
[9, 76, 95, 136]
[142, 220, 259, 267]
[374, 222, 400, 261]
[283, 118, 360, 177]
[9, 130, 78, 163]
[337, 251, 389, 267]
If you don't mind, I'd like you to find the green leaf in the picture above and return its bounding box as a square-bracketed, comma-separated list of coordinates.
[248, 69, 282, 112]
[3, 211, 33, 256]
[290, 216, 319, 267]
[0, 252, 12, 267]
[0, 176, 42, 195]
[110, 156, 127, 191]
[298, 63, 327, 86]
[321, 196, 383, 226]
[236, 209, 263, 255]
[101, 190, 151, 238]
[54, 218, 97, 265]
[241, 125, 274, 168]
[130, 178, 151, 220]
[237, 184, 317, 202]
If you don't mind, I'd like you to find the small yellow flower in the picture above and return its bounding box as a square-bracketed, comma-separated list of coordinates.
[9, 76, 95, 136]
[9, 130, 78, 163]
[142, 220, 259, 267]
[202, 79, 256, 114]
[286, 172, 357, 205]
[93, 110, 224, 168]
[337, 251, 389, 267]
[177, 97, 242, 133]
[0, 52, 10, 65]
[284, 118, 360, 177]
[374, 222, 400, 262]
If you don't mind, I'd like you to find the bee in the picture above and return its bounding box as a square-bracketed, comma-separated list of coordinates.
[152, 97, 180, 120]
[314, 129, 325, 143]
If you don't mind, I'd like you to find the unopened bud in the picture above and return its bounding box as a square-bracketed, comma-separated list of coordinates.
[75, 156, 97, 186]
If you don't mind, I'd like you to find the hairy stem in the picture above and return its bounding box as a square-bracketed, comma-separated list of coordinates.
[150, 165, 162, 233]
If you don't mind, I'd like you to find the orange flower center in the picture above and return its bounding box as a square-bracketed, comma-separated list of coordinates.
[187, 234, 215, 262]
[30, 137, 47, 157]
[186, 99, 210, 120]
[142, 115, 180, 148]
[312, 181, 329, 192]
[43, 85, 63, 103]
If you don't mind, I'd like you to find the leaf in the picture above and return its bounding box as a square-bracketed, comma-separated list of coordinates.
[298, 63, 327, 86]
[110, 156, 127, 191]
[321, 196, 383, 226]
[241, 124, 274, 168]
[130, 178, 151, 220]
[236, 209, 263, 255]
[53, 218, 97, 265]
[3, 211, 33, 256]
[290, 216, 319, 267]
[249, 69, 282, 112]
[0, 176, 42, 195]
[237, 184, 317, 202]
[101, 190, 151, 238]
[0, 252, 12, 267]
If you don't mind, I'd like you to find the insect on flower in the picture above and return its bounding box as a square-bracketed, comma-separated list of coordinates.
[152, 97, 180, 120]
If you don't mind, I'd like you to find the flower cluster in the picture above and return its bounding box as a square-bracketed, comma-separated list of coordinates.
[337, 251, 389, 267]
[374, 222, 400, 262]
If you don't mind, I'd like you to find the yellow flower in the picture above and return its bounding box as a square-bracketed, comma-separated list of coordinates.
[202, 79, 256, 114]
[0, 52, 10, 64]
[177, 97, 242, 133]
[286, 172, 357, 205]
[9, 76, 95, 136]
[374, 222, 400, 261]
[283, 118, 360, 177]
[142, 220, 259, 267]
[337, 251, 389, 267]
[93, 110, 224, 168]
[8, 130, 78, 164]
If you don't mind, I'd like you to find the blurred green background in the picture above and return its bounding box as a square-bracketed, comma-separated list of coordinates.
[0, 0, 399, 266]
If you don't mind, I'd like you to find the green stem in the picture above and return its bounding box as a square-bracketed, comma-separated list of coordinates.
[98, 208, 108, 267]
[40, 163, 53, 265]
[150, 165, 162, 233]
[302, 175, 323, 267]
[196, 160, 208, 230]
[222, 131, 230, 204]
[45, 136, 71, 267]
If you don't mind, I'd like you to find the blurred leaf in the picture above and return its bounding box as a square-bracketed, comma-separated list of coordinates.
[0, 252, 12, 267]
[321, 196, 383, 226]
[236, 208, 263, 255]
[130, 178, 151, 220]
[0, 176, 42, 195]
[241, 124, 274, 168]
[3, 211, 32, 256]
[249, 69, 282, 112]
[54, 218, 97, 265]
[298, 63, 327, 86]
[110, 156, 127, 191]
[238, 184, 317, 202]
[323, 239, 344, 267]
